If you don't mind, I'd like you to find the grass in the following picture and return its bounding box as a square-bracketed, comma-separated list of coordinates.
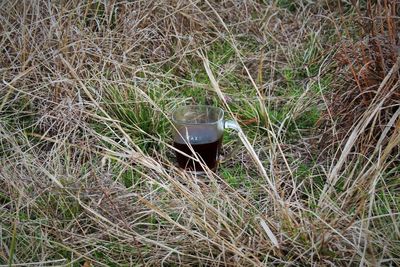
[0, 0, 399, 266]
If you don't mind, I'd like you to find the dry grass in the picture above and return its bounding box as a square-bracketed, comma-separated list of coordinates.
[0, 0, 399, 266]
[321, 0, 400, 155]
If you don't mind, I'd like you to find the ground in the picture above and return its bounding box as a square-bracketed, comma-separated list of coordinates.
[0, 0, 399, 266]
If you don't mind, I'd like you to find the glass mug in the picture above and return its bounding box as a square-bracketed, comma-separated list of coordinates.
[172, 105, 240, 172]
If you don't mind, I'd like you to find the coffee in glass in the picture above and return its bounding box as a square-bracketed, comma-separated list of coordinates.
[172, 105, 239, 172]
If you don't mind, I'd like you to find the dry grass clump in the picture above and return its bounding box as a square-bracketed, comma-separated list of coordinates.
[322, 0, 400, 155]
[0, 0, 399, 266]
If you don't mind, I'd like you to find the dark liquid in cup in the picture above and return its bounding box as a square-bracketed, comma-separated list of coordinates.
[174, 129, 222, 171]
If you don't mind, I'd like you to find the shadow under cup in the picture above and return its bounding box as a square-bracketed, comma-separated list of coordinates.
[172, 106, 224, 172]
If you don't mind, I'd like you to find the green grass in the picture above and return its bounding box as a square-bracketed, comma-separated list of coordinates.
[220, 164, 250, 189]
[99, 85, 171, 153]
[275, 0, 298, 12]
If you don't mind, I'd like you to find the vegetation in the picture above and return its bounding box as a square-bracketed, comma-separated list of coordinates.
[0, 0, 399, 266]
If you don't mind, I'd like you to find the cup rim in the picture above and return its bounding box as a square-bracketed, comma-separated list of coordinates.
[171, 105, 224, 125]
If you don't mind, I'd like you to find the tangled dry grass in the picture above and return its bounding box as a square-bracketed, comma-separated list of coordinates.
[322, 0, 400, 156]
[0, 0, 399, 266]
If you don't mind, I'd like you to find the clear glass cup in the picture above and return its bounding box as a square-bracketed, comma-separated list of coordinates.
[171, 105, 240, 172]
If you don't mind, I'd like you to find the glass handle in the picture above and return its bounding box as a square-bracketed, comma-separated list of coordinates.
[224, 120, 241, 132]
[220, 120, 242, 164]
